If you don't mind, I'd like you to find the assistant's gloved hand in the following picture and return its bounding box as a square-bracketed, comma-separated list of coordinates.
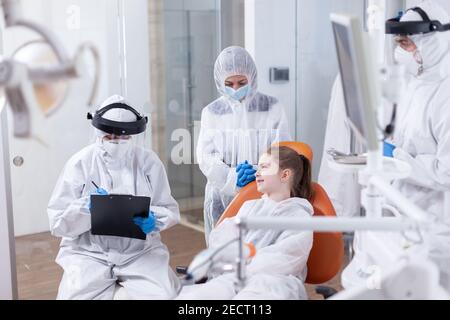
[88, 187, 109, 211]
[236, 160, 256, 188]
[133, 211, 157, 234]
[383, 141, 396, 158]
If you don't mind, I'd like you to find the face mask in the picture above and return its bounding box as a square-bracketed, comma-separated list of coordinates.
[103, 139, 132, 159]
[224, 84, 250, 101]
[394, 46, 424, 76]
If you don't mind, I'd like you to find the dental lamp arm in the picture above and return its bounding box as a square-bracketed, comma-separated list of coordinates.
[1, 0, 70, 63]
[0, 0, 100, 138]
[241, 216, 418, 233]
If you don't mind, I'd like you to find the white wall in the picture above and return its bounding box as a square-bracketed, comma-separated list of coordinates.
[2, 0, 150, 236]
[407, 0, 450, 13]
[245, 0, 297, 139]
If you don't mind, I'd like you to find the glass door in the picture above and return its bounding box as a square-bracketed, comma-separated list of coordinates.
[149, 0, 244, 229]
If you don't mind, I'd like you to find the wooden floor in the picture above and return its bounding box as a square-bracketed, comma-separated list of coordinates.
[15, 225, 343, 300]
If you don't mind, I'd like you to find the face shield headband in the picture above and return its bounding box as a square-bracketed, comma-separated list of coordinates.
[87, 103, 148, 135]
[386, 7, 450, 36]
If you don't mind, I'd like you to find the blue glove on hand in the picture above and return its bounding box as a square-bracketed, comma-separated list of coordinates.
[88, 187, 108, 211]
[236, 160, 256, 188]
[133, 211, 156, 234]
[383, 141, 396, 158]
[95, 187, 108, 195]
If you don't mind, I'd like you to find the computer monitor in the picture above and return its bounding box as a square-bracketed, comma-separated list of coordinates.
[330, 13, 379, 151]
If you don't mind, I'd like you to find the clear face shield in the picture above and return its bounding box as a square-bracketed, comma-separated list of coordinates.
[93, 127, 149, 153]
[88, 102, 150, 158]
[392, 34, 424, 77]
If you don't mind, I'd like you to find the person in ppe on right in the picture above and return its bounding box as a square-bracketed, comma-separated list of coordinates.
[197, 46, 291, 243]
[384, 1, 450, 222]
[177, 146, 313, 300]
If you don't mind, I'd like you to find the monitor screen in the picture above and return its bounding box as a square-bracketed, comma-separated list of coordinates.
[332, 20, 367, 142]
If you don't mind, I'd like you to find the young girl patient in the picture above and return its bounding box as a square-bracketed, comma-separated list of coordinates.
[177, 146, 314, 300]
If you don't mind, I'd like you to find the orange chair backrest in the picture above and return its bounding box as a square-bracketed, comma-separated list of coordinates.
[216, 141, 344, 284]
[307, 183, 344, 284]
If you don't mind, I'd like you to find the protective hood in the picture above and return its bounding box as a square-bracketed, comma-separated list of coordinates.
[214, 46, 258, 103]
[392, 1, 450, 79]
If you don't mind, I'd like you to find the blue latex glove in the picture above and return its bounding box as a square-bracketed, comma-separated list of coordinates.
[383, 141, 396, 158]
[236, 160, 252, 173]
[88, 187, 108, 211]
[95, 187, 108, 195]
[236, 160, 256, 188]
[133, 211, 156, 234]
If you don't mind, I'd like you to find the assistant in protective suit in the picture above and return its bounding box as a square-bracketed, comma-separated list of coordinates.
[197, 46, 291, 242]
[385, 1, 450, 221]
[48, 95, 180, 299]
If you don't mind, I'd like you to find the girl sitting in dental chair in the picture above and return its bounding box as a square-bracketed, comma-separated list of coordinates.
[177, 146, 314, 300]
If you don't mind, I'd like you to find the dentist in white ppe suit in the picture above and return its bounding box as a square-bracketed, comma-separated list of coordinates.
[197, 46, 291, 242]
[48, 95, 180, 299]
[388, 1, 450, 221]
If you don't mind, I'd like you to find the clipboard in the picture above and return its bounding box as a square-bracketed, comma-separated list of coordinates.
[90, 194, 151, 240]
